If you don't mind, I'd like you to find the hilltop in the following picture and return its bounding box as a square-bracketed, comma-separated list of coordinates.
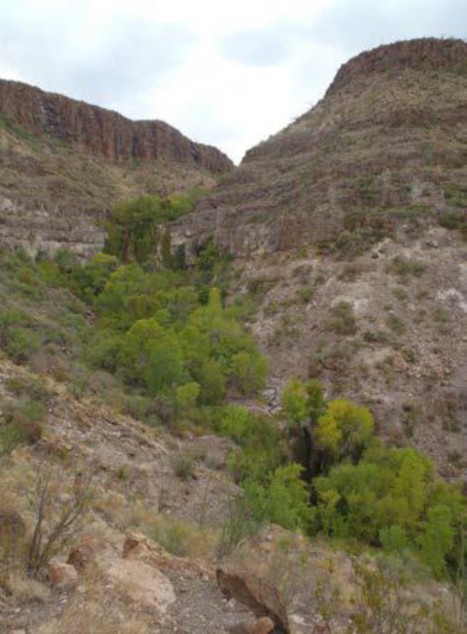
[0, 79, 232, 257]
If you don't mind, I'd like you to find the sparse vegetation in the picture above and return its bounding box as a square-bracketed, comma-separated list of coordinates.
[387, 256, 426, 282]
[328, 301, 358, 335]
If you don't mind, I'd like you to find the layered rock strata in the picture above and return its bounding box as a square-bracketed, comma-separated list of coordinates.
[171, 38, 467, 258]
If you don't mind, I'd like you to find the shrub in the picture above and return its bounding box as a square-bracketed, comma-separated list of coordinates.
[4, 328, 42, 363]
[172, 452, 194, 480]
[387, 257, 425, 281]
[220, 405, 255, 444]
[0, 398, 46, 456]
[230, 350, 269, 395]
[328, 301, 358, 335]
[312, 444, 466, 577]
[147, 514, 214, 558]
[386, 313, 406, 335]
[27, 465, 93, 577]
[174, 382, 200, 419]
[244, 463, 312, 532]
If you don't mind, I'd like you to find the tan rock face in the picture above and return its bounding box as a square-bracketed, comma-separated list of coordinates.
[67, 531, 176, 613]
[47, 560, 79, 589]
[0, 80, 233, 173]
[106, 558, 176, 611]
[171, 38, 467, 259]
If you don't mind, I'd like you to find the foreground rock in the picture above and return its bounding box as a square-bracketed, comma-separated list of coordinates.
[216, 525, 460, 634]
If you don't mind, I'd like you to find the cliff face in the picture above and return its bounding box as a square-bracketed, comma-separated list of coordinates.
[325, 37, 467, 96]
[0, 80, 232, 172]
[171, 38, 467, 478]
[0, 79, 233, 257]
[171, 38, 467, 258]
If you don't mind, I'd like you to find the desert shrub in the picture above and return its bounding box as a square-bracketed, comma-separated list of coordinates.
[0, 517, 24, 571]
[107, 392, 157, 426]
[171, 451, 194, 480]
[27, 465, 93, 576]
[328, 301, 358, 335]
[439, 210, 467, 238]
[5, 328, 42, 363]
[0, 398, 46, 456]
[4, 375, 53, 405]
[0, 309, 41, 363]
[147, 514, 214, 558]
[388, 257, 425, 281]
[349, 557, 454, 634]
[220, 405, 254, 444]
[195, 358, 226, 404]
[174, 381, 200, 419]
[224, 409, 284, 501]
[86, 329, 122, 372]
[218, 493, 262, 555]
[386, 313, 406, 335]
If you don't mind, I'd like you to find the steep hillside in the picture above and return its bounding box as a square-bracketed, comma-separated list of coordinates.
[171, 38, 467, 478]
[0, 249, 463, 633]
[0, 80, 233, 257]
[171, 38, 466, 255]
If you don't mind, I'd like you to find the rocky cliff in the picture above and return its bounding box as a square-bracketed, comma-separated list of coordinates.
[171, 38, 467, 478]
[171, 37, 466, 258]
[0, 79, 232, 172]
[0, 80, 232, 257]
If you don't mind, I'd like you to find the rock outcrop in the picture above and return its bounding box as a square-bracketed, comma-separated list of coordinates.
[0, 80, 232, 172]
[0, 80, 233, 257]
[169, 38, 467, 477]
[171, 37, 467, 258]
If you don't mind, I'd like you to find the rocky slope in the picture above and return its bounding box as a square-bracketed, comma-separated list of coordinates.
[0, 360, 460, 633]
[0, 80, 233, 257]
[171, 37, 466, 256]
[171, 38, 467, 478]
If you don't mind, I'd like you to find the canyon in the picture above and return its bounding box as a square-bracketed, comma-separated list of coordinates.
[0, 37, 466, 633]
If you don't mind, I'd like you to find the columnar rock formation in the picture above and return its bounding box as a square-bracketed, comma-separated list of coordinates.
[0, 80, 232, 172]
[0, 80, 233, 257]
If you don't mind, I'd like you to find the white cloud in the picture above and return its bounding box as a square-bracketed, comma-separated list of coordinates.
[0, 0, 465, 162]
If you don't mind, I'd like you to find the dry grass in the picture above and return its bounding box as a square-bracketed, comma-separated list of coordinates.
[145, 513, 219, 559]
[36, 602, 152, 634]
[3, 572, 50, 603]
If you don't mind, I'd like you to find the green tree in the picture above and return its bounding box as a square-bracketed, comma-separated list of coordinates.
[230, 350, 269, 395]
[418, 505, 455, 578]
[244, 463, 312, 531]
[316, 399, 374, 466]
[174, 382, 200, 419]
[196, 358, 226, 404]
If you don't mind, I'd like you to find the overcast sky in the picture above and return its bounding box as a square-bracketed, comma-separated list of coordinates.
[1, 0, 466, 162]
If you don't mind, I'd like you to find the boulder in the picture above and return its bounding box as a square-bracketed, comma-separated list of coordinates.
[47, 560, 78, 589]
[106, 558, 175, 612]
